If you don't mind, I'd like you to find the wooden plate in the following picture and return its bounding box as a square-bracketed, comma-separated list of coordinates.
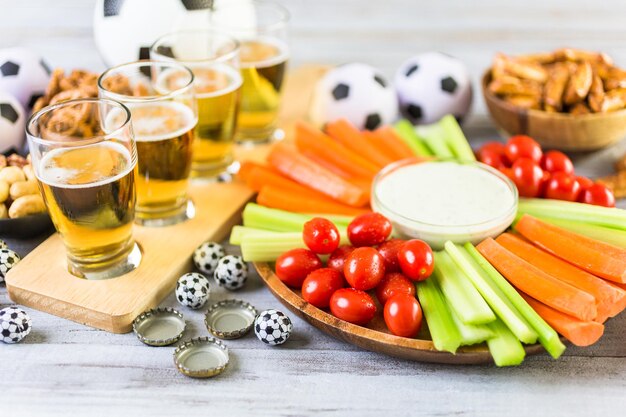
[255, 262, 549, 364]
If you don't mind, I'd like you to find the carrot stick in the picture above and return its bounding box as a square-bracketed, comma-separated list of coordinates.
[245, 165, 319, 194]
[325, 119, 394, 168]
[257, 185, 369, 216]
[477, 238, 598, 321]
[515, 215, 626, 284]
[295, 122, 380, 179]
[238, 161, 265, 182]
[268, 142, 370, 207]
[374, 127, 416, 159]
[362, 131, 402, 162]
[521, 294, 604, 347]
[496, 233, 626, 322]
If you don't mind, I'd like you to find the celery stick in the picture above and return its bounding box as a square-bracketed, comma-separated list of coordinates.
[465, 243, 566, 359]
[486, 318, 526, 367]
[416, 278, 462, 353]
[242, 203, 352, 232]
[432, 251, 496, 325]
[393, 119, 433, 156]
[230, 226, 281, 245]
[449, 308, 494, 346]
[439, 115, 476, 161]
[517, 198, 626, 231]
[415, 123, 455, 158]
[444, 242, 538, 344]
[514, 216, 626, 248]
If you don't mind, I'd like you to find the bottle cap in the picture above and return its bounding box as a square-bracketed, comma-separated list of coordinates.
[204, 299, 257, 340]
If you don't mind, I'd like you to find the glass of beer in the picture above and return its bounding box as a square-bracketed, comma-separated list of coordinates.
[151, 31, 241, 180]
[211, 0, 290, 144]
[98, 61, 198, 226]
[26, 98, 141, 280]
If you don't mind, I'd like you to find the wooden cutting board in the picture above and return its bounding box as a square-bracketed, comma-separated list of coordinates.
[4, 65, 327, 333]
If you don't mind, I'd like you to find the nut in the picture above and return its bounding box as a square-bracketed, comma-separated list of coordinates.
[0, 204, 7, 219]
[8, 194, 46, 218]
[10, 181, 39, 200]
[0, 166, 26, 185]
[22, 164, 35, 181]
[0, 180, 9, 203]
[6, 153, 28, 168]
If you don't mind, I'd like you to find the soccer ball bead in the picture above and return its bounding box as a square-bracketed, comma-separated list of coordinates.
[0, 306, 32, 344]
[214, 255, 248, 291]
[254, 309, 292, 345]
[0, 47, 51, 110]
[0, 249, 21, 283]
[193, 241, 225, 276]
[309, 63, 398, 130]
[395, 52, 472, 125]
[0, 92, 26, 154]
[175, 272, 210, 309]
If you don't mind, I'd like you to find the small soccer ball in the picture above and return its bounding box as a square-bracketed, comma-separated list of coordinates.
[254, 309, 292, 346]
[193, 241, 225, 276]
[0, 47, 51, 109]
[0, 92, 26, 154]
[395, 52, 472, 125]
[0, 306, 32, 344]
[175, 272, 210, 309]
[0, 249, 20, 283]
[214, 255, 248, 291]
[309, 62, 398, 130]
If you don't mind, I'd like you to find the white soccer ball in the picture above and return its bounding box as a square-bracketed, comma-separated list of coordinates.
[0, 306, 32, 344]
[214, 255, 248, 291]
[0, 47, 51, 110]
[193, 241, 225, 277]
[395, 52, 472, 125]
[254, 309, 292, 346]
[309, 63, 398, 130]
[0, 93, 26, 154]
[175, 272, 210, 309]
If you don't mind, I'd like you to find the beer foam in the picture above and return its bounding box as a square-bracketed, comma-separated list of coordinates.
[240, 36, 289, 69]
[122, 101, 197, 143]
[158, 65, 242, 99]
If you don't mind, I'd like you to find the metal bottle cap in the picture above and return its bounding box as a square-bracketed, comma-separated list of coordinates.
[173, 337, 229, 378]
[133, 307, 186, 346]
[204, 299, 257, 339]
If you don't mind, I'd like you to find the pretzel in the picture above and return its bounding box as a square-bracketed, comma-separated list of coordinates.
[587, 74, 605, 113]
[543, 63, 570, 111]
[564, 61, 593, 105]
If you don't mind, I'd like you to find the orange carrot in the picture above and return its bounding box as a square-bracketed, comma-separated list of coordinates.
[477, 238, 598, 321]
[515, 215, 626, 284]
[496, 233, 626, 322]
[325, 119, 394, 168]
[245, 165, 319, 194]
[362, 131, 402, 162]
[268, 142, 370, 207]
[521, 294, 604, 347]
[238, 161, 265, 182]
[257, 185, 369, 216]
[373, 127, 416, 160]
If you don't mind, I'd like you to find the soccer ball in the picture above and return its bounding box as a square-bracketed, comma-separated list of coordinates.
[309, 63, 398, 130]
[395, 52, 472, 125]
[193, 241, 225, 276]
[175, 272, 210, 309]
[0, 248, 21, 282]
[0, 92, 26, 154]
[254, 309, 292, 346]
[0, 47, 51, 110]
[0, 306, 32, 344]
[214, 255, 248, 291]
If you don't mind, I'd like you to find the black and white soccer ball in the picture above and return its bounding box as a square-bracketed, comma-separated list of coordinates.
[0, 306, 32, 344]
[193, 241, 225, 276]
[395, 52, 472, 125]
[309, 63, 398, 130]
[214, 255, 248, 291]
[0, 92, 26, 154]
[175, 272, 210, 309]
[0, 248, 21, 283]
[254, 309, 292, 346]
[0, 47, 51, 110]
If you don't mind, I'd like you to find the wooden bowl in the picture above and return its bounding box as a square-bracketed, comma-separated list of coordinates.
[0, 212, 53, 238]
[481, 71, 626, 151]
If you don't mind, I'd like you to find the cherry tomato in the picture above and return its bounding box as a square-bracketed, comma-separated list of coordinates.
[397, 239, 434, 282]
[377, 238, 405, 273]
[329, 288, 377, 325]
[580, 183, 616, 207]
[383, 294, 423, 337]
[344, 247, 386, 290]
[500, 166, 516, 183]
[576, 176, 594, 191]
[543, 172, 581, 202]
[303, 217, 340, 254]
[327, 245, 354, 273]
[347, 212, 392, 247]
[478, 142, 508, 168]
[275, 248, 322, 288]
[301, 268, 345, 308]
[375, 272, 416, 306]
[505, 135, 542, 163]
[512, 158, 544, 197]
[541, 150, 574, 175]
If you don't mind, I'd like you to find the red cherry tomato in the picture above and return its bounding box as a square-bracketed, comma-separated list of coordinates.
[327, 245, 354, 273]
[580, 183, 616, 207]
[275, 248, 322, 288]
[302, 217, 340, 254]
[512, 158, 544, 197]
[479, 149, 507, 170]
[397, 239, 434, 282]
[544, 172, 581, 202]
[377, 238, 405, 273]
[505, 135, 542, 163]
[541, 150, 574, 175]
[383, 294, 423, 337]
[500, 166, 516, 183]
[301, 268, 345, 308]
[344, 247, 385, 290]
[347, 212, 392, 247]
[480, 141, 507, 155]
[375, 272, 416, 306]
[576, 176, 594, 191]
[329, 288, 377, 325]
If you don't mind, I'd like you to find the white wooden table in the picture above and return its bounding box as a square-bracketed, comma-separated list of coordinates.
[1, 1, 626, 416]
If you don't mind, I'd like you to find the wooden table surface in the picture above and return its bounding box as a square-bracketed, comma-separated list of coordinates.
[1, 1, 626, 416]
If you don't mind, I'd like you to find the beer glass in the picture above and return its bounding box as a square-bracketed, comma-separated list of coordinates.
[26, 98, 141, 280]
[98, 61, 198, 226]
[211, 0, 290, 144]
[151, 31, 241, 180]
